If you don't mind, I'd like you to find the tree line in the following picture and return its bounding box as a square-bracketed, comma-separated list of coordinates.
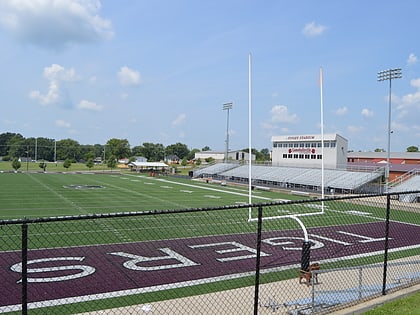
[0, 132, 271, 163]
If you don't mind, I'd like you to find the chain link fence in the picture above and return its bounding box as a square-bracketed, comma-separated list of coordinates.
[1, 191, 419, 314]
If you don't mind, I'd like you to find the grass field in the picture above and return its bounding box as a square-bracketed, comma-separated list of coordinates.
[0, 171, 306, 219]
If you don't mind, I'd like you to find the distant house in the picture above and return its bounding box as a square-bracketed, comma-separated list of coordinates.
[134, 156, 147, 163]
[166, 155, 180, 164]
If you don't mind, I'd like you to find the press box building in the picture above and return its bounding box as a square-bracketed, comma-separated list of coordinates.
[271, 133, 348, 169]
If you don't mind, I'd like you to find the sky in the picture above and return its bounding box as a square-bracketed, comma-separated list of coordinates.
[0, 0, 419, 153]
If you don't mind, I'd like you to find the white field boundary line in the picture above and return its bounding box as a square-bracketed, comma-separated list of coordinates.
[126, 174, 275, 201]
[2, 243, 420, 313]
[327, 207, 420, 228]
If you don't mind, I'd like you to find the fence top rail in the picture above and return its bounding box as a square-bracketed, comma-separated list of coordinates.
[313, 259, 420, 275]
[1, 190, 419, 226]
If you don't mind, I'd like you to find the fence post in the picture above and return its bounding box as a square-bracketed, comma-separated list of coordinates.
[21, 223, 28, 315]
[382, 193, 391, 295]
[253, 205, 263, 315]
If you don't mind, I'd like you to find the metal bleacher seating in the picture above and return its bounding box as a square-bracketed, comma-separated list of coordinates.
[195, 163, 383, 193]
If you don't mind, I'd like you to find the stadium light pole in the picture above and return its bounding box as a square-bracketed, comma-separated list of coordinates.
[377, 68, 402, 193]
[223, 102, 233, 163]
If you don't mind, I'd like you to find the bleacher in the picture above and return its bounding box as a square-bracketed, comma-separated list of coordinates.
[193, 163, 239, 178]
[195, 163, 383, 193]
[389, 174, 420, 202]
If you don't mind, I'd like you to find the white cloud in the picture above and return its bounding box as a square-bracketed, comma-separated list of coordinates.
[0, 0, 114, 50]
[401, 91, 420, 108]
[270, 105, 299, 123]
[407, 53, 418, 66]
[78, 99, 103, 111]
[302, 22, 327, 37]
[361, 108, 373, 117]
[118, 66, 141, 86]
[55, 119, 71, 128]
[30, 64, 79, 106]
[30, 80, 60, 105]
[172, 113, 186, 127]
[410, 78, 420, 89]
[44, 64, 79, 81]
[335, 106, 348, 116]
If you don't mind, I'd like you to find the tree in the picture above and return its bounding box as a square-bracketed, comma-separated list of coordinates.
[83, 150, 95, 162]
[201, 146, 211, 151]
[195, 158, 202, 166]
[181, 157, 188, 166]
[107, 155, 117, 169]
[6, 134, 25, 158]
[205, 157, 215, 163]
[259, 148, 271, 161]
[133, 142, 165, 161]
[165, 142, 189, 159]
[12, 158, 21, 171]
[39, 161, 47, 172]
[106, 138, 130, 160]
[0, 132, 22, 156]
[63, 159, 72, 169]
[86, 159, 94, 170]
[187, 148, 200, 161]
[56, 139, 81, 161]
[33, 137, 55, 161]
[374, 148, 385, 152]
[407, 146, 419, 152]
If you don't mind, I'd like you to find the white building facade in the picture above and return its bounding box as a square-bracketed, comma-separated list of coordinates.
[195, 150, 255, 162]
[271, 133, 348, 169]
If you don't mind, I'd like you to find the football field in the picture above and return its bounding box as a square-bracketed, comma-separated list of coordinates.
[1, 172, 419, 314]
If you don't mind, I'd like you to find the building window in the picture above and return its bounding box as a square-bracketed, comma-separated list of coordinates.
[283, 154, 287, 158]
[331, 141, 336, 148]
[294, 154, 298, 158]
[305, 154, 310, 159]
[317, 154, 322, 159]
[288, 154, 292, 158]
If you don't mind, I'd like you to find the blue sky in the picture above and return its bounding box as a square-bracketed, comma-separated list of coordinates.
[0, 0, 419, 152]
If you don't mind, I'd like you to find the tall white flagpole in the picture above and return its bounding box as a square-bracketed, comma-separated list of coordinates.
[248, 53, 253, 220]
[320, 67, 325, 212]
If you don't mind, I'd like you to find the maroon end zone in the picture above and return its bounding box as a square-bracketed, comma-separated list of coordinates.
[0, 221, 419, 310]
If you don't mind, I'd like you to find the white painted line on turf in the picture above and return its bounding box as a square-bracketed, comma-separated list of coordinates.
[125, 175, 273, 201]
